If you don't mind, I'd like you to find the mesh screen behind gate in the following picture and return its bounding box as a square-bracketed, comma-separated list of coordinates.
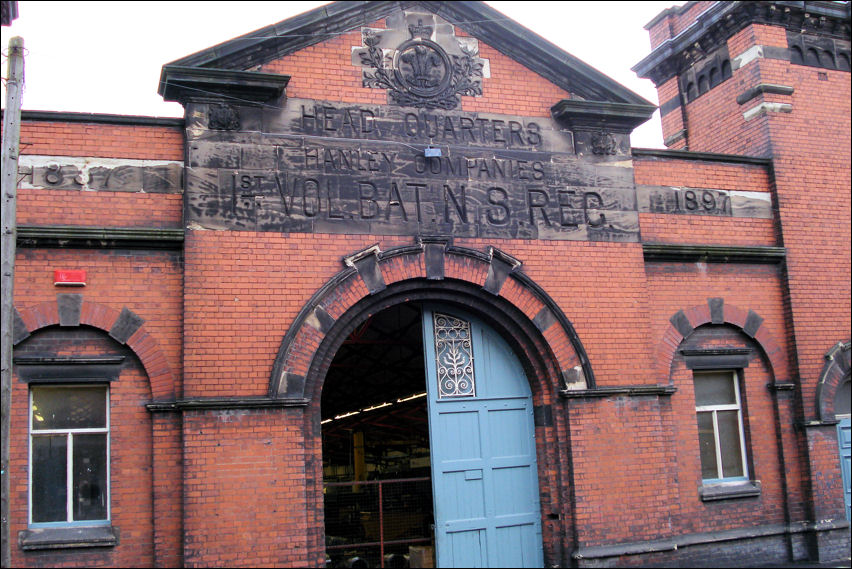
[325, 477, 433, 568]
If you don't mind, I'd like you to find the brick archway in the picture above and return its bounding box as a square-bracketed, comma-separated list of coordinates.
[269, 238, 595, 401]
[657, 298, 789, 383]
[13, 294, 176, 400]
[816, 340, 851, 421]
[279, 239, 588, 567]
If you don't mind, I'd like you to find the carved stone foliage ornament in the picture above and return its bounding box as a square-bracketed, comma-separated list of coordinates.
[591, 131, 617, 155]
[208, 104, 240, 131]
[355, 12, 486, 110]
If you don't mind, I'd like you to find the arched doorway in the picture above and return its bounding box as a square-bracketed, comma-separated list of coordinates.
[320, 301, 544, 568]
[273, 243, 593, 567]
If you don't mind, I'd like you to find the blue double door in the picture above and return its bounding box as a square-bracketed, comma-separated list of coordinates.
[421, 306, 544, 568]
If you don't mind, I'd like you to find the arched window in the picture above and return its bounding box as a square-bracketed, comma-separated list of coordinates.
[806, 47, 820, 66]
[698, 74, 709, 95]
[819, 49, 836, 69]
[790, 46, 804, 65]
[687, 82, 697, 102]
[721, 59, 732, 80]
[709, 67, 720, 88]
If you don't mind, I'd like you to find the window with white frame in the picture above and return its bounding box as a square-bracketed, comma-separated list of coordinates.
[693, 370, 748, 481]
[29, 385, 110, 526]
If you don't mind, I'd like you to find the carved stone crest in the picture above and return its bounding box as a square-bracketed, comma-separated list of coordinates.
[355, 14, 486, 110]
[591, 131, 618, 155]
[208, 104, 240, 131]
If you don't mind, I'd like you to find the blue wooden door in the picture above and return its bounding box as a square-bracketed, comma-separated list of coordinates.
[422, 306, 544, 568]
[839, 417, 851, 521]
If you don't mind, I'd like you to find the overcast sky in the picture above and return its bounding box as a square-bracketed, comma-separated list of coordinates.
[1, 1, 682, 148]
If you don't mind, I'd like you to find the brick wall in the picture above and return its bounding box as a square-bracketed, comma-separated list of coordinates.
[18, 190, 183, 229]
[182, 408, 309, 568]
[183, 231, 654, 398]
[19, 120, 184, 161]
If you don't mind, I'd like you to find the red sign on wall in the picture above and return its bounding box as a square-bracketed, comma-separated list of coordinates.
[54, 270, 86, 286]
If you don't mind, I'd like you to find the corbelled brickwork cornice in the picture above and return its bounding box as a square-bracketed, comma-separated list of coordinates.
[633, 1, 851, 86]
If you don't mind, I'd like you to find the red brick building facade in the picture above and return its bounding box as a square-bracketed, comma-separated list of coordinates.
[4, 1, 850, 567]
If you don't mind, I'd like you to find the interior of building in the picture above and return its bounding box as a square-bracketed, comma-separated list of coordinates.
[321, 303, 435, 568]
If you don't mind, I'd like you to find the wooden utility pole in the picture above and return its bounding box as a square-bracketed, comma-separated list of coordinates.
[2, 35, 25, 569]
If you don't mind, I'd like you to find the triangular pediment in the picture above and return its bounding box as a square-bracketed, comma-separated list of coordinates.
[159, 1, 653, 108]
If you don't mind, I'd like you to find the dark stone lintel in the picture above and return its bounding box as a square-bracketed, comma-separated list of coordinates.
[560, 385, 676, 399]
[736, 83, 795, 105]
[14, 356, 126, 384]
[58, 293, 83, 327]
[709, 297, 724, 324]
[17, 226, 184, 250]
[21, 110, 184, 128]
[14, 356, 125, 365]
[420, 236, 451, 281]
[13, 307, 30, 345]
[344, 244, 386, 295]
[644, 243, 786, 264]
[147, 397, 309, 412]
[663, 129, 687, 147]
[19, 526, 118, 551]
[551, 99, 656, 134]
[799, 418, 841, 428]
[483, 247, 521, 295]
[670, 310, 694, 338]
[681, 348, 752, 370]
[743, 309, 764, 338]
[533, 306, 556, 333]
[159, 66, 290, 105]
[658, 95, 682, 118]
[312, 305, 336, 335]
[631, 148, 772, 166]
[699, 480, 761, 501]
[110, 308, 145, 345]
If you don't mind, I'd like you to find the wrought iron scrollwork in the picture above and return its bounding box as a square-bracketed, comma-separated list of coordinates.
[434, 313, 476, 398]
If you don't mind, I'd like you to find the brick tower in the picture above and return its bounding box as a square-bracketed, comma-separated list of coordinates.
[636, 1, 851, 560]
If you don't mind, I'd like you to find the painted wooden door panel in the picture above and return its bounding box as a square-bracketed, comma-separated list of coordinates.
[839, 417, 851, 521]
[422, 306, 543, 568]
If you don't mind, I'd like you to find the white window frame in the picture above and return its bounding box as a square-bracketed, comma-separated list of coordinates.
[694, 370, 749, 482]
[28, 384, 111, 527]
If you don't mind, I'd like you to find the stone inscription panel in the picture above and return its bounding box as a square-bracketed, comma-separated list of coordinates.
[21, 161, 183, 194]
[260, 99, 573, 153]
[186, 100, 639, 242]
[637, 185, 772, 218]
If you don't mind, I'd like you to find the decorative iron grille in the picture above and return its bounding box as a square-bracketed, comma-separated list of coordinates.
[433, 313, 476, 398]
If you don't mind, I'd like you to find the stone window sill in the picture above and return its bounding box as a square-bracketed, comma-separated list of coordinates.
[699, 480, 761, 502]
[18, 525, 118, 550]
